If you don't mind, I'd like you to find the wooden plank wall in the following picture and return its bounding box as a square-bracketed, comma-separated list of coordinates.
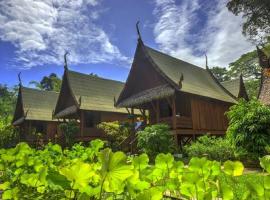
[191, 97, 231, 131]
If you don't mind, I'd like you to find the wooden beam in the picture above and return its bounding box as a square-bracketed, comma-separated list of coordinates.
[156, 100, 160, 123]
[131, 108, 135, 124]
[80, 111, 84, 137]
[125, 107, 131, 115]
[150, 101, 157, 114]
[172, 96, 176, 130]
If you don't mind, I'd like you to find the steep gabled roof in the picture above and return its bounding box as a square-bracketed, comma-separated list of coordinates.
[117, 41, 236, 107]
[13, 87, 58, 125]
[221, 76, 249, 100]
[55, 70, 128, 116]
[144, 46, 236, 103]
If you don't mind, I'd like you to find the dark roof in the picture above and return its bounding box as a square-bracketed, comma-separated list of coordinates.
[143, 45, 236, 103]
[64, 70, 128, 113]
[13, 87, 58, 123]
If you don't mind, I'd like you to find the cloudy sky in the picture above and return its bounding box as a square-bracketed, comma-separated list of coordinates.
[0, 0, 254, 86]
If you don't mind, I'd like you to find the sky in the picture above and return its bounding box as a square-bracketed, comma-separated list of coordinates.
[0, 0, 255, 87]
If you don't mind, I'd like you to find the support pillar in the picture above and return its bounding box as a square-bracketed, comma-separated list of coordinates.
[80, 111, 84, 137]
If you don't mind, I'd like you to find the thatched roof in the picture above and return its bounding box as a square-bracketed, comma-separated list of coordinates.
[13, 87, 58, 125]
[116, 41, 236, 107]
[117, 84, 174, 107]
[221, 76, 249, 100]
[54, 70, 128, 118]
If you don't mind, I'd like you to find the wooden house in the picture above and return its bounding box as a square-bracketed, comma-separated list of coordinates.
[13, 85, 59, 143]
[53, 69, 132, 141]
[257, 47, 270, 105]
[221, 75, 249, 100]
[116, 36, 237, 146]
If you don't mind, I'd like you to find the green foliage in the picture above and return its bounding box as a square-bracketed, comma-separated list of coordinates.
[1, 141, 270, 200]
[30, 73, 61, 92]
[97, 121, 130, 150]
[210, 66, 230, 82]
[226, 98, 270, 157]
[59, 121, 79, 147]
[136, 124, 175, 159]
[227, 0, 270, 44]
[0, 85, 19, 148]
[184, 135, 236, 162]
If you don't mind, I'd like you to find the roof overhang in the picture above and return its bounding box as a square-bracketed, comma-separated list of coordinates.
[54, 105, 78, 118]
[117, 84, 175, 108]
[12, 116, 25, 126]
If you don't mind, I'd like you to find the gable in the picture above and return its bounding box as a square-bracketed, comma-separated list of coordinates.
[117, 42, 170, 106]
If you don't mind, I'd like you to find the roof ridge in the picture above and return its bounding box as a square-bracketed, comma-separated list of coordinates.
[144, 45, 207, 72]
[67, 70, 125, 85]
[21, 86, 59, 94]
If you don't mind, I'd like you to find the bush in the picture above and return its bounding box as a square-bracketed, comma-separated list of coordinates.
[226, 98, 270, 157]
[184, 135, 236, 162]
[1, 140, 270, 200]
[97, 121, 131, 150]
[59, 121, 79, 147]
[0, 116, 19, 148]
[136, 124, 175, 159]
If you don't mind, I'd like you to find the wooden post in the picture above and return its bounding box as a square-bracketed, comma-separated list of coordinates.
[156, 100, 160, 123]
[80, 111, 84, 137]
[171, 96, 179, 147]
[172, 96, 176, 130]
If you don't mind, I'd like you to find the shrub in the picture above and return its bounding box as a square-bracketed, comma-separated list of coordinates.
[1, 140, 270, 200]
[97, 121, 131, 150]
[184, 135, 236, 162]
[136, 124, 175, 159]
[59, 121, 79, 147]
[226, 98, 270, 157]
[0, 116, 19, 148]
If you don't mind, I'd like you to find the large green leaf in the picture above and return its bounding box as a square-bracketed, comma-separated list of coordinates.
[99, 148, 133, 194]
[223, 161, 244, 176]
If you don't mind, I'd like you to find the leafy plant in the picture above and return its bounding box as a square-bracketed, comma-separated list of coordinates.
[97, 121, 130, 150]
[226, 98, 270, 158]
[136, 124, 175, 159]
[59, 121, 79, 147]
[184, 135, 236, 162]
[1, 140, 270, 200]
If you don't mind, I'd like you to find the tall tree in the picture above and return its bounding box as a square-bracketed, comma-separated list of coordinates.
[210, 67, 230, 82]
[0, 84, 17, 118]
[30, 73, 61, 92]
[227, 0, 270, 44]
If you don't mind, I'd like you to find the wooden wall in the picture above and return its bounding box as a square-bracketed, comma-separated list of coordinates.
[191, 96, 231, 131]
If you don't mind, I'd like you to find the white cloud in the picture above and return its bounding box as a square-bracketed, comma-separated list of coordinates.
[153, 0, 254, 68]
[0, 0, 129, 68]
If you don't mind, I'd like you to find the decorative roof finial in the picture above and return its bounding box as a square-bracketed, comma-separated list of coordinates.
[205, 54, 209, 70]
[178, 73, 184, 88]
[136, 21, 142, 41]
[18, 72, 22, 86]
[64, 51, 69, 70]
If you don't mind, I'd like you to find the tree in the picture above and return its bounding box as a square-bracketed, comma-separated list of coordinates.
[210, 67, 230, 82]
[30, 73, 61, 92]
[0, 84, 17, 118]
[227, 0, 270, 44]
[226, 99, 270, 158]
[228, 50, 260, 79]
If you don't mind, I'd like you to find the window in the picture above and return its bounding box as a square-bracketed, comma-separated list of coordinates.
[84, 112, 101, 128]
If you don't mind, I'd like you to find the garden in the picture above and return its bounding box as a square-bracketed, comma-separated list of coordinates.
[1, 98, 270, 199]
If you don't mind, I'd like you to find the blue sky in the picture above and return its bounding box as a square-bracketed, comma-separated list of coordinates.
[0, 0, 254, 87]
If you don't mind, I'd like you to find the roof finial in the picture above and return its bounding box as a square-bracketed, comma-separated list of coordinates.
[205, 54, 209, 70]
[136, 21, 142, 41]
[64, 51, 69, 70]
[178, 73, 184, 88]
[18, 72, 22, 86]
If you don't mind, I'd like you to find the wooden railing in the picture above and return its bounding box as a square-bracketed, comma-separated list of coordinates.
[158, 116, 192, 129]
